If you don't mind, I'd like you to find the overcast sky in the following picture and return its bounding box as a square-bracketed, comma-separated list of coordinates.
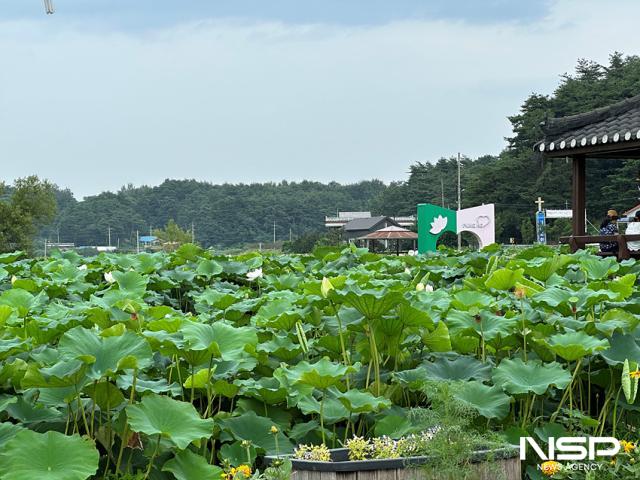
[1, 0, 639, 199]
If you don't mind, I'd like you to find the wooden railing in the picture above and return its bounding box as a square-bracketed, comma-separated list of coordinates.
[559, 234, 640, 260]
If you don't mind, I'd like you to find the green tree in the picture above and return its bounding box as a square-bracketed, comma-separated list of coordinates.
[520, 218, 535, 244]
[0, 176, 57, 253]
[153, 219, 193, 251]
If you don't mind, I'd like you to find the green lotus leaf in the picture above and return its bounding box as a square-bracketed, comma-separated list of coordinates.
[0, 422, 23, 448]
[21, 359, 87, 389]
[454, 381, 511, 419]
[4, 397, 64, 424]
[126, 394, 214, 449]
[117, 372, 182, 396]
[422, 321, 452, 352]
[600, 332, 640, 366]
[580, 256, 618, 280]
[58, 327, 152, 380]
[484, 268, 523, 290]
[547, 331, 609, 361]
[524, 255, 572, 282]
[256, 334, 302, 361]
[195, 259, 223, 278]
[0, 289, 37, 317]
[336, 389, 392, 413]
[452, 291, 493, 309]
[218, 441, 258, 466]
[218, 411, 293, 454]
[296, 396, 351, 423]
[0, 396, 17, 412]
[194, 290, 238, 310]
[162, 449, 223, 480]
[446, 310, 518, 341]
[397, 303, 434, 329]
[85, 381, 126, 410]
[289, 357, 357, 389]
[595, 309, 640, 336]
[237, 377, 288, 405]
[423, 355, 492, 382]
[0, 430, 99, 480]
[492, 358, 571, 395]
[532, 287, 573, 308]
[183, 368, 214, 390]
[181, 321, 257, 361]
[111, 270, 148, 297]
[339, 286, 404, 320]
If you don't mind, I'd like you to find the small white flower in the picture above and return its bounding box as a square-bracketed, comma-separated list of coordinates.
[246, 268, 263, 281]
[10, 275, 17, 284]
[404, 268, 411, 275]
[424, 284, 434, 292]
[104, 272, 115, 284]
[416, 283, 425, 292]
[78, 264, 87, 271]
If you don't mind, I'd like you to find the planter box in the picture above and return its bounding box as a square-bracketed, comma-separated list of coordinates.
[264, 447, 520, 480]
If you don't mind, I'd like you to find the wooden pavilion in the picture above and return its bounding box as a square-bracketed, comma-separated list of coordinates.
[358, 226, 418, 255]
[535, 94, 640, 260]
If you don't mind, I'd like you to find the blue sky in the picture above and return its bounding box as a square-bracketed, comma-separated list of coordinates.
[0, 0, 637, 198]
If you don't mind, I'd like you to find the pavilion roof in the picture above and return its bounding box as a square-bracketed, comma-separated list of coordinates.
[535, 94, 640, 157]
[358, 225, 418, 240]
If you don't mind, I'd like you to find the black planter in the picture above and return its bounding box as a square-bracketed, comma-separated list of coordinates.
[264, 446, 521, 479]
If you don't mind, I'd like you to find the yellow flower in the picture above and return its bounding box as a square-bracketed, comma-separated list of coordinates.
[621, 440, 636, 454]
[234, 465, 252, 477]
[540, 461, 562, 476]
[270, 425, 279, 434]
[514, 286, 526, 299]
[630, 369, 640, 379]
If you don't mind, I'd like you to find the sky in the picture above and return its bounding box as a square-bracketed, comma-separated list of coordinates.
[0, 0, 639, 199]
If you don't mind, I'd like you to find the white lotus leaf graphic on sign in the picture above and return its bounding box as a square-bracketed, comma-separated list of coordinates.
[430, 215, 448, 235]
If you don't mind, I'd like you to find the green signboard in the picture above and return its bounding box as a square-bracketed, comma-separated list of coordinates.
[417, 204, 457, 253]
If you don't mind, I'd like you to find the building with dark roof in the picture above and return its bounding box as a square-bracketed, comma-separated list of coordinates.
[535, 93, 640, 244]
[342, 216, 400, 241]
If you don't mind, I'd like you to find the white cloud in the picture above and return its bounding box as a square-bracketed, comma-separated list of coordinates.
[0, 0, 639, 198]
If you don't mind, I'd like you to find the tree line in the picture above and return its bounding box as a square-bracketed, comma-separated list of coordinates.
[4, 52, 640, 253]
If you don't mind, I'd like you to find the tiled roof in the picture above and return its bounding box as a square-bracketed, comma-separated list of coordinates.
[535, 94, 640, 154]
[343, 216, 398, 231]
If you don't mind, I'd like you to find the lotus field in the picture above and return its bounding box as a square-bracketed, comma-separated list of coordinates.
[1, 244, 640, 479]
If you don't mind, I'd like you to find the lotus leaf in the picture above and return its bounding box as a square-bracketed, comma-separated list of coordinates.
[0, 430, 99, 480]
[454, 381, 511, 419]
[547, 331, 609, 361]
[423, 355, 492, 382]
[492, 358, 571, 395]
[162, 449, 224, 480]
[126, 394, 214, 449]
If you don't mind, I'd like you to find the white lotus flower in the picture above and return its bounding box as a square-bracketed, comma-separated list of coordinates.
[424, 284, 434, 292]
[10, 275, 17, 284]
[104, 272, 115, 284]
[416, 283, 425, 291]
[429, 215, 448, 235]
[404, 268, 411, 275]
[246, 268, 263, 281]
[78, 264, 87, 271]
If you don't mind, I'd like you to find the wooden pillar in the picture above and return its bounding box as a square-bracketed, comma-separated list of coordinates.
[572, 155, 586, 236]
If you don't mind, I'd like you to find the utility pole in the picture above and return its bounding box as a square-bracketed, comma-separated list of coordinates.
[44, 238, 47, 258]
[56, 227, 60, 244]
[191, 222, 195, 243]
[136, 230, 140, 254]
[457, 152, 462, 250]
[441, 177, 445, 207]
[289, 227, 292, 242]
[108, 226, 112, 247]
[273, 220, 276, 244]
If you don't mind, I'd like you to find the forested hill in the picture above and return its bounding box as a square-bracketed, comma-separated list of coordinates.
[44, 52, 640, 248]
[47, 180, 387, 248]
[373, 52, 640, 243]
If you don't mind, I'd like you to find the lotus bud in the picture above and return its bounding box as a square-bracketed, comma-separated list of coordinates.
[416, 283, 425, 291]
[104, 272, 115, 284]
[270, 425, 279, 434]
[10, 275, 17, 284]
[321, 277, 334, 298]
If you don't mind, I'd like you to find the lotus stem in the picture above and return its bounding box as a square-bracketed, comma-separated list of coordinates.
[143, 435, 161, 480]
[320, 395, 326, 445]
[612, 387, 622, 438]
[551, 359, 582, 423]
